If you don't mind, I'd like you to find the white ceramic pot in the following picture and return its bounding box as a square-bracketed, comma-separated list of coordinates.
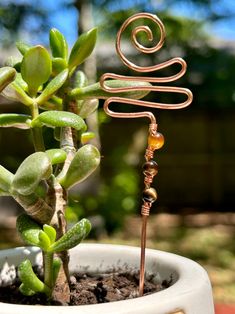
[0, 244, 214, 314]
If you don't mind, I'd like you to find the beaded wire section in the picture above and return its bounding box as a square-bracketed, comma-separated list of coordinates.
[100, 12, 193, 296]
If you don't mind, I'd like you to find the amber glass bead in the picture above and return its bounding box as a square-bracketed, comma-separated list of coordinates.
[142, 187, 157, 203]
[143, 160, 158, 177]
[148, 132, 164, 150]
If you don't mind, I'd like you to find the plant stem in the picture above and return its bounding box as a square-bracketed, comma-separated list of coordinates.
[13, 192, 54, 224]
[43, 252, 54, 291]
[30, 102, 45, 152]
[48, 176, 70, 303]
[56, 96, 77, 179]
[63, 96, 78, 149]
[50, 94, 78, 303]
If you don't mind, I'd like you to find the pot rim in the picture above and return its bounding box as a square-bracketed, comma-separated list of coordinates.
[0, 243, 214, 314]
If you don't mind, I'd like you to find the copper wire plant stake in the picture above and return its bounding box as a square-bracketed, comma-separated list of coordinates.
[100, 12, 193, 296]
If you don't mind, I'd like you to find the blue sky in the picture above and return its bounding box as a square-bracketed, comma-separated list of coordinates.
[4, 0, 235, 45]
[41, 0, 235, 42]
[168, 0, 235, 41]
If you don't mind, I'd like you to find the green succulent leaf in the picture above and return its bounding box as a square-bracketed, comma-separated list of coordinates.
[4, 58, 21, 72]
[59, 144, 100, 189]
[0, 113, 31, 129]
[19, 283, 36, 296]
[52, 57, 67, 76]
[68, 28, 97, 71]
[1, 81, 33, 106]
[78, 98, 99, 118]
[45, 149, 67, 165]
[4, 56, 21, 68]
[74, 70, 88, 88]
[18, 259, 50, 296]
[16, 41, 31, 55]
[12, 152, 52, 195]
[52, 258, 62, 285]
[81, 131, 95, 144]
[38, 230, 51, 251]
[38, 95, 63, 111]
[0, 67, 16, 93]
[16, 213, 41, 246]
[50, 218, 91, 252]
[21, 45, 52, 96]
[0, 165, 14, 192]
[69, 80, 151, 100]
[49, 28, 68, 60]
[31, 110, 86, 131]
[43, 224, 56, 244]
[15, 73, 28, 91]
[36, 69, 68, 105]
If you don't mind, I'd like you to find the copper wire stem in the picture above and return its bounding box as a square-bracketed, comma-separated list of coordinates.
[139, 201, 151, 295]
[139, 214, 148, 296]
[99, 12, 193, 298]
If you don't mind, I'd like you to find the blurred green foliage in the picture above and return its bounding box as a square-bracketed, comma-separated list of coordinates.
[0, 2, 48, 47]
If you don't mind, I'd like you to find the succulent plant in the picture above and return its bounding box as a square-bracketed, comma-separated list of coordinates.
[0, 27, 150, 301]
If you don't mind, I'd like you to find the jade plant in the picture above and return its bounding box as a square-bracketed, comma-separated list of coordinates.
[0, 27, 150, 302]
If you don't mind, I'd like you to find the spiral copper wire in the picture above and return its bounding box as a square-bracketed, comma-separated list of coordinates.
[99, 12, 193, 297]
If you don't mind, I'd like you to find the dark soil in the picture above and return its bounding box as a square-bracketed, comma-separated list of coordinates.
[0, 268, 172, 306]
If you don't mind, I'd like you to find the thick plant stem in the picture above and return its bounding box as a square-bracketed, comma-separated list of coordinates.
[13, 192, 54, 224]
[49, 96, 78, 303]
[56, 96, 77, 179]
[48, 177, 70, 303]
[56, 127, 76, 181]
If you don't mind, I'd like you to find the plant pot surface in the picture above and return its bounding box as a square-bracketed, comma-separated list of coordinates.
[0, 243, 214, 314]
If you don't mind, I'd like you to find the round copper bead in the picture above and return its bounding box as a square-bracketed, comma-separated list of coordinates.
[142, 187, 157, 203]
[143, 160, 158, 177]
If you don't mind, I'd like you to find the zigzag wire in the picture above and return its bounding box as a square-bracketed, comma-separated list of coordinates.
[100, 12, 193, 124]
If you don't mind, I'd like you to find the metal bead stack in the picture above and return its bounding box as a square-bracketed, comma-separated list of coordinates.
[139, 123, 164, 296]
[141, 124, 164, 217]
